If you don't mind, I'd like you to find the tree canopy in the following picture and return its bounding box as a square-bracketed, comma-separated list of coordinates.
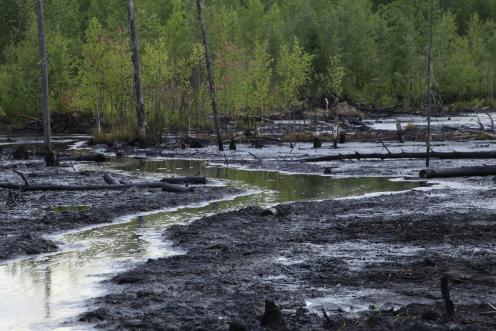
[1, 0, 495, 133]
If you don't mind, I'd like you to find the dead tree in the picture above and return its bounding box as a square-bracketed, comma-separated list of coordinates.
[127, 0, 146, 138]
[476, 114, 485, 131]
[160, 176, 207, 185]
[333, 100, 339, 149]
[486, 112, 494, 132]
[196, 0, 224, 151]
[396, 121, 404, 143]
[440, 275, 455, 321]
[0, 182, 192, 193]
[419, 165, 496, 178]
[304, 151, 496, 162]
[36, 0, 56, 166]
[425, 0, 434, 167]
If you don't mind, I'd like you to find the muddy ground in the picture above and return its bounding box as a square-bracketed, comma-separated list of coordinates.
[0, 159, 238, 262]
[3, 131, 496, 330]
[81, 175, 496, 330]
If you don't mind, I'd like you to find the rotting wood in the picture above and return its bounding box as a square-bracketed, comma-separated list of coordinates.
[441, 275, 455, 321]
[0, 182, 193, 193]
[419, 165, 496, 178]
[103, 173, 118, 185]
[248, 152, 262, 162]
[36, 0, 55, 166]
[304, 151, 496, 162]
[127, 0, 146, 138]
[486, 112, 495, 132]
[196, 0, 224, 151]
[396, 121, 404, 143]
[377, 138, 392, 154]
[160, 176, 207, 185]
[60, 154, 107, 163]
[13, 170, 30, 187]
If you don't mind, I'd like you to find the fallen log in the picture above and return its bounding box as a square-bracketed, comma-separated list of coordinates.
[60, 153, 107, 163]
[160, 176, 207, 185]
[103, 173, 118, 185]
[103, 173, 128, 185]
[419, 165, 496, 178]
[0, 181, 192, 193]
[441, 275, 455, 321]
[304, 151, 496, 162]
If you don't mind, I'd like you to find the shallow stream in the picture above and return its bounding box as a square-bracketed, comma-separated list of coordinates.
[0, 158, 420, 330]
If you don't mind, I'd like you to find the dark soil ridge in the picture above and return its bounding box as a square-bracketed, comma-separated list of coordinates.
[0, 160, 238, 262]
[83, 184, 496, 330]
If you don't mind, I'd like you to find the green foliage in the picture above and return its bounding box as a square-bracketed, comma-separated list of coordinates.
[0, 0, 31, 62]
[47, 31, 77, 111]
[1, 0, 496, 132]
[76, 17, 133, 133]
[327, 55, 345, 99]
[250, 40, 273, 117]
[277, 38, 313, 110]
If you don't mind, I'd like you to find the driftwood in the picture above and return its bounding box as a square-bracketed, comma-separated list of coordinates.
[305, 151, 496, 162]
[441, 275, 455, 321]
[60, 153, 107, 163]
[103, 173, 118, 184]
[160, 176, 207, 185]
[0, 181, 192, 193]
[12, 170, 30, 186]
[419, 165, 496, 178]
[396, 121, 404, 143]
[261, 205, 293, 217]
[486, 112, 495, 132]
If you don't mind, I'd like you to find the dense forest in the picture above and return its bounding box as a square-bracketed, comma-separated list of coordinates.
[1, 0, 496, 137]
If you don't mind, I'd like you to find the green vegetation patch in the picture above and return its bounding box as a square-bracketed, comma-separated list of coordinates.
[49, 205, 91, 213]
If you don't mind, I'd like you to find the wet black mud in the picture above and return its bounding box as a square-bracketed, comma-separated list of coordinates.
[0, 160, 237, 261]
[84, 181, 496, 330]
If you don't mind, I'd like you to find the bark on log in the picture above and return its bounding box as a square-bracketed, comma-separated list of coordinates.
[197, 0, 224, 151]
[441, 275, 455, 321]
[0, 182, 192, 193]
[36, 0, 55, 166]
[127, 0, 146, 137]
[160, 176, 207, 185]
[103, 173, 118, 185]
[304, 151, 496, 162]
[396, 121, 404, 143]
[420, 165, 496, 178]
[61, 154, 107, 163]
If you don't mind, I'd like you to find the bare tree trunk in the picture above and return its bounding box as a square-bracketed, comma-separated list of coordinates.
[127, 0, 146, 139]
[490, 70, 494, 103]
[36, 0, 56, 166]
[425, 0, 434, 167]
[486, 112, 494, 132]
[396, 121, 404, 143]
[196, 0, 224, 151]
[333, 99, 339, 149]
[420, 165, 496, 179]
[304, 151, 496, 162]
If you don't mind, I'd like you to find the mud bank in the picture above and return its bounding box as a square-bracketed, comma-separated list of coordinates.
[83, 177, 496, 330]
[103, 140, 496, 179]
[0, 160, 237, 262]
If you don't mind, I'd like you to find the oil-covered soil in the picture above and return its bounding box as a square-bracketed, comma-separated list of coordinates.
[0, 160, 237, 262]
[82, 178, 496, 330]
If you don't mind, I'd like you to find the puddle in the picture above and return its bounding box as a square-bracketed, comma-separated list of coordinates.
[114, 158, 419, 203]
[0, 158, 421, 330]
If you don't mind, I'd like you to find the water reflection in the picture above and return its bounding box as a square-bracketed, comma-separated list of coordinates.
[0, 159, 419, 330]
[117, 158, 419, 202]
[0, 193, 261, 330]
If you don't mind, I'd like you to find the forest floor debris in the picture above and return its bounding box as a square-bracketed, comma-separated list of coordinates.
[0, 160, 237, 261]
